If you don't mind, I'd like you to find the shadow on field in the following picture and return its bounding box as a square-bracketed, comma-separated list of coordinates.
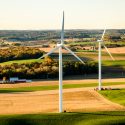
[64, 65, 125, 80]
[0, 119, 32, 125]
[76, 112, 125, 117]
[0, 90, 32, 93]
[1, 112, 125, 125]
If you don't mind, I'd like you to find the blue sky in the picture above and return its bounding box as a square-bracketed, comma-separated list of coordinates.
[0, 0, 125, 29]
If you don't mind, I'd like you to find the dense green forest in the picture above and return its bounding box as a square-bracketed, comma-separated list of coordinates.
[0, 47, 44, 63]
[0, 57, 97, 79]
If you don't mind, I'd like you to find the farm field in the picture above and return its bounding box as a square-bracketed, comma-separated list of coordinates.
[0, 56, 125, 67]
[0, 47, 124, 64]
[100, 89, 125, 106]
[0, 82, 124, 93]
[0, 46, 125, 125]
[102, 60, 125, 67]
[0, 78, 125, 92]
[0, 88, 124, 115]
[0, 8, 125, 124]
[0, 59, 42, 66]
[77, 52, 125, 61]
[1, 112, 125, 125]
[41, 47, 125, 61]
[102, 47, 125, 54]
[0, 79, 125, 115]
[0, 51, 125, 65]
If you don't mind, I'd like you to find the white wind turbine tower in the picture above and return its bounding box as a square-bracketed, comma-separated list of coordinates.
[98, 29, 115, 90]
[39, 11, 85, 113]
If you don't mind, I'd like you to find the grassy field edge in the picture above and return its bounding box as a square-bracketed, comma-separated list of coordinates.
[0, 82, 125, 93]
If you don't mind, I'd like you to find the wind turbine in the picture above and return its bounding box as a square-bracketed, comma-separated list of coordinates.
[38, 11, 85, 113]
[98, 29, 115, 90]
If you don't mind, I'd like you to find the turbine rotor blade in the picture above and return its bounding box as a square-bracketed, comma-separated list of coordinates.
[103, 44, 115, 61]
[38, 46, 59, 59]
[101, 29, 106, 41]
[63, 46, 85, 64]
[61, 11, 64, 44]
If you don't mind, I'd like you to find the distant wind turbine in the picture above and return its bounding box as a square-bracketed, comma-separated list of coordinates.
[98, 29, 115, 90]
[38, 11, 85, 113]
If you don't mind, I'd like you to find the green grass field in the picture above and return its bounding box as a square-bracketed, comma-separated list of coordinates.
[0, 82, 125, 93]
[102, 60, 125, 68]
[0, 59, 42, 66]
[100, 89, 125, 106]
[65, 52, 125, 62]
[69, 41, 94, 46]
[0, 111, 125, 125]
[0, 52, 125, 66]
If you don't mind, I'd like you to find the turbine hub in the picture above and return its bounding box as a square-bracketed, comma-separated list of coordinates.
[97, 40, 103, 42]
[57, 43, 63, 47]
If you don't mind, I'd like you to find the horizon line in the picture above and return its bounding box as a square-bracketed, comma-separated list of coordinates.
[0, 28, 125, 31]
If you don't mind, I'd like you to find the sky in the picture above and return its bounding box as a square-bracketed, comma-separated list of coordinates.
[0, 0, 125, 30]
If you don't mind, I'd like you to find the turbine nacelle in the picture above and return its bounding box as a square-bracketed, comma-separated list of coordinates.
[57, 43, 63, 47]
[97, 40, 103, 42]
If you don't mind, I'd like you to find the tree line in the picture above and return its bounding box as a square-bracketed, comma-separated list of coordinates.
[0, 47, 44, 63]
[0, 57, 98, 79]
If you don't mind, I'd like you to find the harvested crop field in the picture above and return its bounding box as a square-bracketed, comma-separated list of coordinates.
[102, 47, 125, 54]
[0, 88, 124, 115]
